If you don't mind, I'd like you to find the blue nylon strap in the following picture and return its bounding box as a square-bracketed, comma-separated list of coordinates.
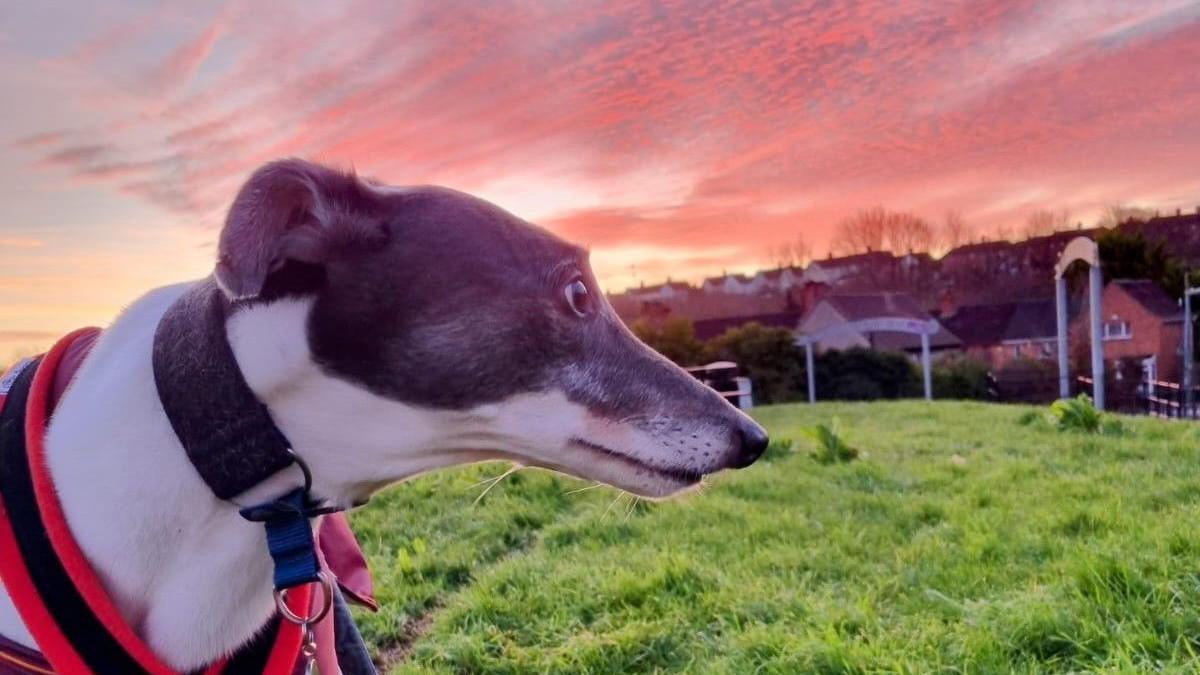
[240, 488, 321, 590]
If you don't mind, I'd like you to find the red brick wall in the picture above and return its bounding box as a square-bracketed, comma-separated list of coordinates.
[1070, 283, 1183, 381]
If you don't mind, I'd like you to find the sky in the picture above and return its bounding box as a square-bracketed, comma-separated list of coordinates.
[1, 1, 1199, 357]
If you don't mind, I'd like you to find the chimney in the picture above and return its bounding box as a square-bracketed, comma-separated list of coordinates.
[938, 289, 958, 318]
[800, 281, 829, 315]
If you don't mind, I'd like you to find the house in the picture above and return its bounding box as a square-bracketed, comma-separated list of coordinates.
[1072, 279, 1185, 381]
[799, 292, 961, 355]
[700, 272, 763, 295]
[940, 298, 1059, 369]
[623, 279, 692, 301]
[805, 251, 895, 285]
[754, 265, 806, 292]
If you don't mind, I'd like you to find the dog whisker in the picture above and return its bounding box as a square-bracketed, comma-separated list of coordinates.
[472, 463, 523, 505]
[602, 491, 629, 520]
[564, 481, 604, 496]
[623, 495, 641, 523]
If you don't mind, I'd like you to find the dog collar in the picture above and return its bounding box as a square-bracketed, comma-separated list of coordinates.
[152, 280, 339, 645]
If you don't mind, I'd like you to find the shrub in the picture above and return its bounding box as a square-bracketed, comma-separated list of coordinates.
[630, 317, 708, 366]
[816, 347, 921, 400]
[932, 354, 992, 400]
[709, 323, 805, 404]
[995, 357, 1058, 403]
[1047, 394, 1124, 435]
[802, 418, 859, 464]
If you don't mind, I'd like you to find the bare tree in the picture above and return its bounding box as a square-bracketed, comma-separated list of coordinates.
[1023, 208, 1070, 238]
[833, 207, 888, 255]
[1097, 203, 1155, 228]
[885, 212, 934, 255]
[939, 210, 971, 253]
[833, 208, 933, 256]
[764, 234, 813, 268]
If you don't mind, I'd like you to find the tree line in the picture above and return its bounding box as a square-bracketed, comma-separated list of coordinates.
[765, 203, 1167, 266]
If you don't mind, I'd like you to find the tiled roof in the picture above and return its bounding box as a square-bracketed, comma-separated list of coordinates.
[822, 292, 930, 322]
[693, 311, 803, 341]
[1113, 279, 1182, 319]
[814, 292, 961, 351]
[942, 299, 1057, 348]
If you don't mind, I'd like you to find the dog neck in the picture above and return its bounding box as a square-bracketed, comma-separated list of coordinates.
[16, 281, 311, 671]
[2, 280, 495, 671]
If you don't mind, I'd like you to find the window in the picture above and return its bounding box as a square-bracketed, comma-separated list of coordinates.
[1102, 320, 1131, 341]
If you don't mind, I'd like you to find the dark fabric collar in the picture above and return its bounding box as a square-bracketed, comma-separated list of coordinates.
[152, 278, 295, 501]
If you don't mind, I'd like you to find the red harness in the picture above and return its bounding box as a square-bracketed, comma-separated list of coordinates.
[0, 329, 320, 675]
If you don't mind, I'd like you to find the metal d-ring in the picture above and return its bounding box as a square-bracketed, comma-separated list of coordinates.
[274, 571, 334, 626]
[285, 447, 314, 496]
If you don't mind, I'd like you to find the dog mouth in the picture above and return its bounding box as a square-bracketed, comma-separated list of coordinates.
[568, 436, 704, 487]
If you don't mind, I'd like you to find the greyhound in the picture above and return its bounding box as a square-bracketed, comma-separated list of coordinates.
[0, 158, 768, 673]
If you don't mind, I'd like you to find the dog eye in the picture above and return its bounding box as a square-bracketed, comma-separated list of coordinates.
[564, 278, 591, 317]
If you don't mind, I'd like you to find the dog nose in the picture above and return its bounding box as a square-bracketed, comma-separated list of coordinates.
[728, 418, 769, 469]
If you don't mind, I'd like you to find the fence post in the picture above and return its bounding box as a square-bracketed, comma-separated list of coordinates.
[805, 341, 816, 404]
[1056, 277, 1070, 399]
[1089, 265, 1105, 410]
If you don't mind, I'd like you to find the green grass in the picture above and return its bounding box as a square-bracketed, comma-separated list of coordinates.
[348, 401, 1200, 673]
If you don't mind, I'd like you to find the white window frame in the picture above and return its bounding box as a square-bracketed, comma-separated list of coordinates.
[1102, 319, 1132, 341]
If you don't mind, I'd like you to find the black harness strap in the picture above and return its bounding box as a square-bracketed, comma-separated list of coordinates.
[0, 359, 152, 675]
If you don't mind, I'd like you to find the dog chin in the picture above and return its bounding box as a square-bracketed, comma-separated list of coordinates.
[524, 439, 710, 499]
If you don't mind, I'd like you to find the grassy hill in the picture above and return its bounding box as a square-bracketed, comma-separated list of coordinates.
[349, 401, 1200, 673]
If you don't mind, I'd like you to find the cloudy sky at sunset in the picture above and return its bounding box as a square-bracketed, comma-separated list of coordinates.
[1, 1, 1199, 356]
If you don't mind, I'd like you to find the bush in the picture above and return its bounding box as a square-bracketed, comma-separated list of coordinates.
[995, 357, 1058, 403]
[815, 347, 921, 400]
[1048, 394, 1124, 435]
[630, 317, 708, 366]
[709, 323, 805, 404]
[932, 354, 992, 400]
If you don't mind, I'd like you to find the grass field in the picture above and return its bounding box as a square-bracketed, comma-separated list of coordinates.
[349, 401, 1200, 673]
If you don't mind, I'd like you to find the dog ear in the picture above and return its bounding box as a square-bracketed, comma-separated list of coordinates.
[215, 158, 382, 300]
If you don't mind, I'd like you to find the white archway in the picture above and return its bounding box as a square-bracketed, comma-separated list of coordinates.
[1054, 236, 1105, 409]
[799, 317, 941, 403]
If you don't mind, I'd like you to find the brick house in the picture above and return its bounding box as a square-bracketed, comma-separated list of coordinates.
[940, 298, 1059, 369]
[1072, 279, 1184, 381]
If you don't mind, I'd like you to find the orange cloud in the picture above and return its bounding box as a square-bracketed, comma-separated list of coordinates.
[4, 0, 1199, 296]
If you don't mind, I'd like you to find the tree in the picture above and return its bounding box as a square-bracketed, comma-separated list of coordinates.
[832, 207, 934, 256]
[885, 212, 934, 255]
[709, 323, 805, 404]
[833, 207, 888, 255]
[1097, 204, 1156, 229]
[765, 235, 813, 268]
[939, 210, 971, 252]
[630, 317, 708, 366]
[1095, 229, 1188, 297]
[1023, 208, 1070, 238]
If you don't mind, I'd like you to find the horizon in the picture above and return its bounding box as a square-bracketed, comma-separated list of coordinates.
[2, 1, 1199, 357]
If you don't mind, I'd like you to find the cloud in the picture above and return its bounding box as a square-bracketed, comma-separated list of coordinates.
[3, 0, 1199, 292]
[0, 238, 45, 248]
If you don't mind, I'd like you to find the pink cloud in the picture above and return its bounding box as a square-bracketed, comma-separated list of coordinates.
[6, 0, 1199, 290]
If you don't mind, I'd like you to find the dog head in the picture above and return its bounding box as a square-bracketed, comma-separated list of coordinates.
[218, 159, 768, 502]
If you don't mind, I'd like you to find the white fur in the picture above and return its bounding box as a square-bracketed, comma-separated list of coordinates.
[0, 285, 703, 670]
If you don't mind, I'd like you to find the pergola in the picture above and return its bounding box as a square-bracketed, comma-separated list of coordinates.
[799, 316, 941, 403]
[1054, 236, 1104, 409]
